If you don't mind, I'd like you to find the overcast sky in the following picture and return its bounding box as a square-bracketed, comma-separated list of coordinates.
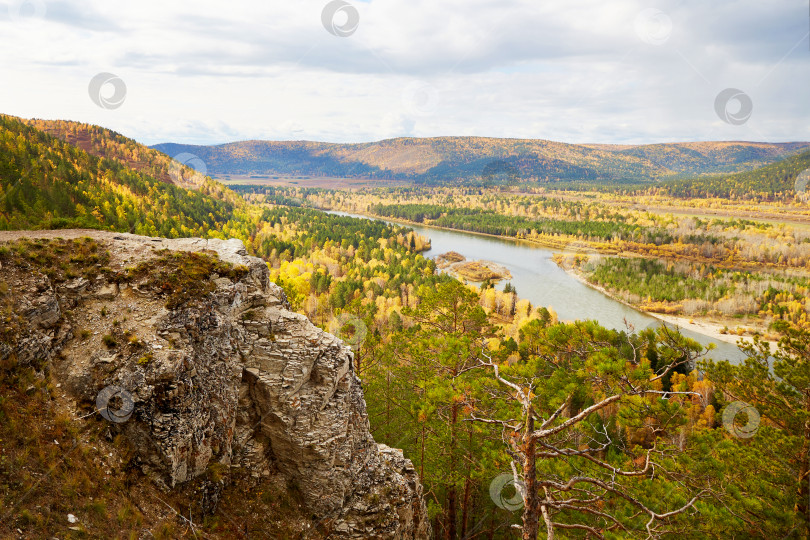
[0, 0, 807, 145]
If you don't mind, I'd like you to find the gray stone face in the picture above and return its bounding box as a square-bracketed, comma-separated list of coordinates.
[0, 231, 429, 539]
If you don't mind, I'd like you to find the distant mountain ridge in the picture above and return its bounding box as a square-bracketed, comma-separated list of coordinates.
[5, 114, 808, 193]
[152, 137, 810, 185]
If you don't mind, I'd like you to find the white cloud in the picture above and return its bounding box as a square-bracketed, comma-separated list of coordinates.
[0, 0, 807, 144]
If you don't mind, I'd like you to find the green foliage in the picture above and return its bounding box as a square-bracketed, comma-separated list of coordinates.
[256, 206, 415, 258]
[258, 206, 447, 313]
[698, 325, 810, 536]
[364, 283, 719, 536]
[228, 185, 310, 206]
[590, 257, 735, 302]
[0, 115, 238, 236]
[3, 117, 809, 536]
[371, 202, 639, 241]
[655, 148, 810, 201]
[587, 256, 810, 324]
[365, 280, 505, 536]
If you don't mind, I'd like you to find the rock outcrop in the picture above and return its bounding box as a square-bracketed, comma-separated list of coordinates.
[0, 230, 429, 539]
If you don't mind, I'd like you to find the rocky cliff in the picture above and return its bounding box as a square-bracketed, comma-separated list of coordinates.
[0, 230, 429, 538]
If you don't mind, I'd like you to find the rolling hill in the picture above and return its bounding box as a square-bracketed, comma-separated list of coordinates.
[0, 115, 241, 234]
[4, 113, 808, 213]
[651, 147, 810, 201]
[152, 137, 810, 186]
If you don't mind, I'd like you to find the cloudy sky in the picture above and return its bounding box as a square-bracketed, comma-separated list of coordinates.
[0, 0, 807, 145]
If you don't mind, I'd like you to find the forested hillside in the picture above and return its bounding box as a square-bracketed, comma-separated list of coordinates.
[153, 137, 809, 185]
[0, 115, 240, 236]
[21, 118, 238, 201]
[612, 140, 810, 175]
[4, 116, 810, 537]
[650, 147, 810, 201]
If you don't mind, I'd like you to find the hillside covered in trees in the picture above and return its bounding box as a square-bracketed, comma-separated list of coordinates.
[4, 116, 810, 537]
[648, 147, 810, 201]
[0, 115, 244, 236]
[152, 137, 809, 186]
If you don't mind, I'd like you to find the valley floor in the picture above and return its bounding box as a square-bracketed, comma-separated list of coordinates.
[341, 207, 779, 349]
[563, 265, 777, 348]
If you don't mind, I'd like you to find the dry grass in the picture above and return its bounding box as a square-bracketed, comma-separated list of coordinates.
[453, 261, 507, 281]
[0, 361, 315, 539]
[436, 251, 465, 265]
[0, 236, 112, 283]
[0, 354, 147, 539]
[122, 250, 249, 309]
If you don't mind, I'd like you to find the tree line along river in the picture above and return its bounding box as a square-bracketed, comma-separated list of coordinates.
[325, 210, 747, 363]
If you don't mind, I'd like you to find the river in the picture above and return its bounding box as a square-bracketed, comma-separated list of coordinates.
[326, 210, 747, 363]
